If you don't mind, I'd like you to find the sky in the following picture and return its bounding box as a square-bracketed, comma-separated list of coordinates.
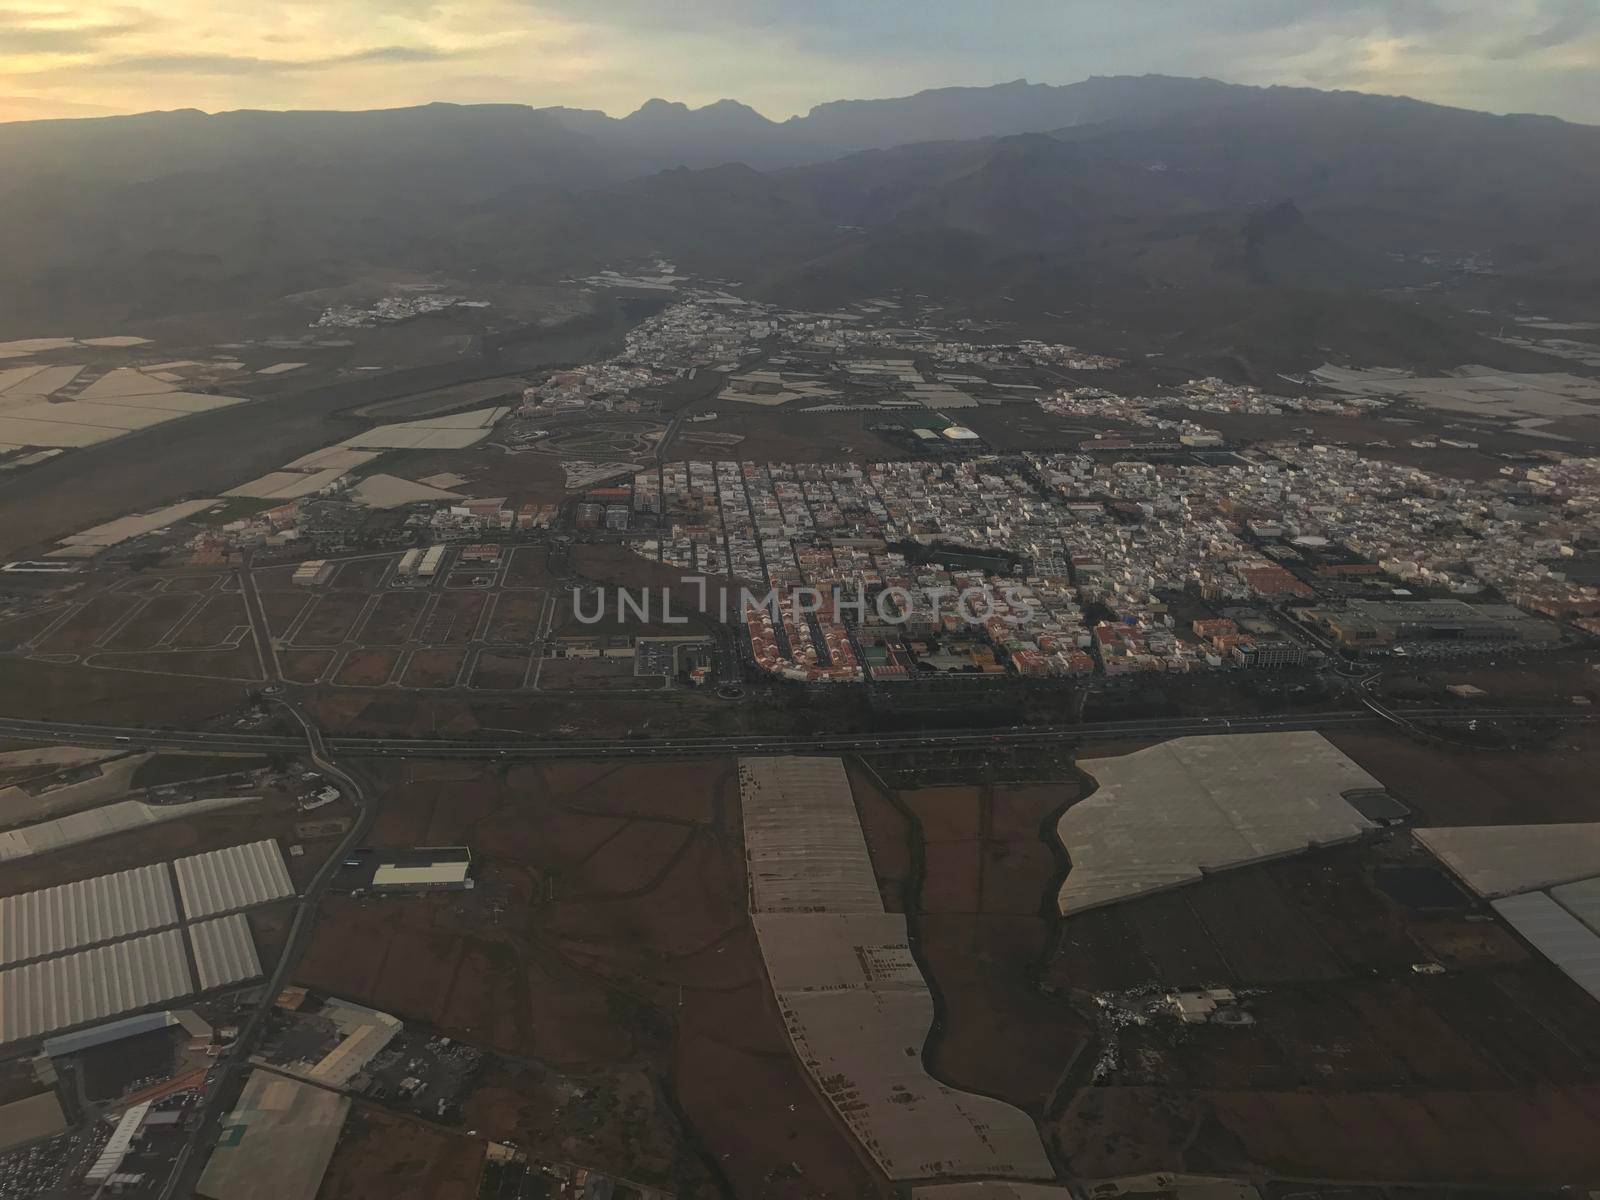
[2, 0, 1599, 125]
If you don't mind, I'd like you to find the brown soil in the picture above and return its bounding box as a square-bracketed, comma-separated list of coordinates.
[318, 1105, 485, 1200]
[297, 757, 889, 1199]
[334, 649, 401, 687]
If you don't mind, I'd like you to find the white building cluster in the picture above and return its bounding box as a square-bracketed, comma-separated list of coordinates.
[628, 435, 1597, 682]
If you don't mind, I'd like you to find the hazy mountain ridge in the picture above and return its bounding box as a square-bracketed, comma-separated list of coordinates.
[1, 74, 1597, 351]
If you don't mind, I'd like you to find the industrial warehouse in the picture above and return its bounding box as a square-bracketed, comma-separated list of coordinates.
[0, 839, 293, 1047]
[195, 1070, 350, 1200]
[1302, 598, 1562, 647]
[331, 845, 474, 893]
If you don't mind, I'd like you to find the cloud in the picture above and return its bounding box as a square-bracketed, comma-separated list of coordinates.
[0, 91, 116, 120]
[1487, 0, 1598, 58]
[100, 44, 461, 76]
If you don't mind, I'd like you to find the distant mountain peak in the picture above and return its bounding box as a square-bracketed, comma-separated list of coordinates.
[627, 98, 691, 119]
[621, 96, 776, 132]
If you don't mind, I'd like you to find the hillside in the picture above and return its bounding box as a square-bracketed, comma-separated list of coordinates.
[1, 74, 1597, 362]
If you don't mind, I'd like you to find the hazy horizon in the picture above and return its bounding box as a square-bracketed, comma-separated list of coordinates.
[3, 0, 1598, 125]
[2, 71, 1598, 130]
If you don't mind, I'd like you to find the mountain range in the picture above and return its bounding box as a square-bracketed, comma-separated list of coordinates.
[2, 74, 1597, 367]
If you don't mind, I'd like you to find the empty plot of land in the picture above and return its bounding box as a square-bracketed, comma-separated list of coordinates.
[1056, 732, 1377, 914]
[108, 594, 200, 648]
[169, 593, 250, 648]
[293, 594, 370, 645]
[401, 649, 465, 687]
[36, 593, 141, 652]
[740, 756, 1052, 1183]
[1415, 824, 1600, 898]
[471, 651, 530, 690]
[421, 593, 484, 645]
[357, 592, 426, 644]
[485, 591, 544, 643]
[0, 746, 110, 773]
[334, 650, 400, 687]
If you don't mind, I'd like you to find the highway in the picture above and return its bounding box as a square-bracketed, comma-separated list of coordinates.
[12, 696, 1582, 1192]
[0, 706, 1588, 761]
[157, 704, 377, 1200]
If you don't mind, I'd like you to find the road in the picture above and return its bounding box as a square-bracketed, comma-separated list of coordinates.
[237, 557, 282, 684]
[0, 706, 1588, 761]
[10, 696, 1581, 1191]
[157, 704, 376, 1200]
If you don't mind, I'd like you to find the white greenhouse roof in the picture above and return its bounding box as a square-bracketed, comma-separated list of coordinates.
[0, 863, 177, 967]
[0, 929, 193, 1045]
[1493, 890, 1600, 1003]
[189, 913, 263, 992]
[174, 840, 293, 920]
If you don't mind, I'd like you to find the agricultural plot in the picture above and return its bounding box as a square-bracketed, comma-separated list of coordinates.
[296, 757, 876, 1197]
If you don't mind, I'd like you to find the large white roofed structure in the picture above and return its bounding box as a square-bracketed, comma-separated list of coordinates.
[174, 840, 293, 919]
[189, 913, 263, 991]
[0, 929, 193, 1045]
[1056, 732, 1377, 914]
[1415, 824, 1600, 899]
[740, 756, 884, 913]
[0, 863, 177, 967]
[738, 756, 1052, 1183]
